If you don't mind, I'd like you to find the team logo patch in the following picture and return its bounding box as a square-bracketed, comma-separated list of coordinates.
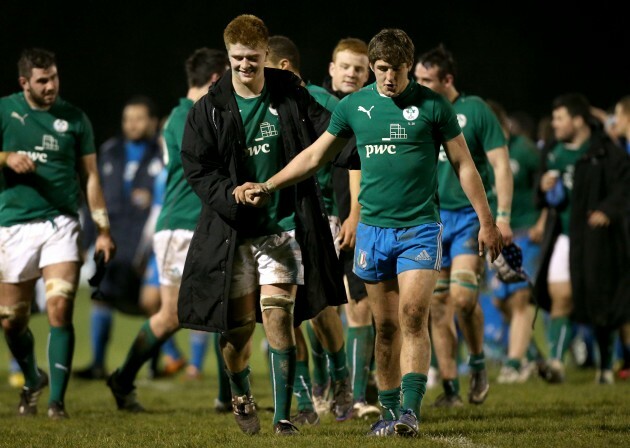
[53, 119, 69, 133]
[457, 114, 467, 128]
[403, 106, 419, 121]
[356, 250, 368, 270]
[269, 106, 278, 116]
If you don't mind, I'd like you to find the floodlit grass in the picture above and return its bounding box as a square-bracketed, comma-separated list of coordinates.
[0, 288, 628, 447]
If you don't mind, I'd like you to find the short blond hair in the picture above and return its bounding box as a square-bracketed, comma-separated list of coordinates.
[223, 14, 269, 49]
[331, 37, 368, 62]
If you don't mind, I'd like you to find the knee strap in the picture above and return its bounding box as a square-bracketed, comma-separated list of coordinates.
[260, 294, 295, 315]
[450, 269, 479, 291]
[45, 278, 76, 300]
[433, 278, 450, 296]
[0, 302, 31, 321]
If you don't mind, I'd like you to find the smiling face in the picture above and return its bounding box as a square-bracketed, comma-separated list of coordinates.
[371, 60, 410, 97]
[227, 42, 267, 90]
[20, 65, 59, 109]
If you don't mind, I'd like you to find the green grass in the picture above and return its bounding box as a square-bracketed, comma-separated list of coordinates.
[0, 288, 629, 447]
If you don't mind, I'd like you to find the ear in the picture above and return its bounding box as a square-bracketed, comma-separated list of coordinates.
[18, 76, 29, 90]
[444, 73, 455, 87]
[328, 61, 335, 77]
[280, 59, 291, 71]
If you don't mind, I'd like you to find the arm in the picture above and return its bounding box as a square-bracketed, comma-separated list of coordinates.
[233, 131, 348, 204]
[443, 133, 503, 260]
[337, 169, 361, 251]
[79, 154, 116, 262]
[180, 102, 238, 221]
[487, 146, 514, 244]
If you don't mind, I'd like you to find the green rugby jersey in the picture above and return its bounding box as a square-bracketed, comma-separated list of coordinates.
[508, 134, 541, 230]
[306, 82, 339, 218]
[546, 140, 589, 235]
[236, 85, 295, 237]
[437, 94, 506, 211]
[155, 98, 200, 232]
[0, 92, 95, 226]
[327, 79, 461, 228]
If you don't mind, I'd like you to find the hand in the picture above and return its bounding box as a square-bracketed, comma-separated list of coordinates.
[588, 210, 610, 228]
[540, 171, 560, 192]
[479, 223, 503, 262]
[94, 232, 116, 263]
[6, 153, 36, 174]
[496, 220, 513, 245]
[233, 182, 270, 207]
[337, 214, 359, 251]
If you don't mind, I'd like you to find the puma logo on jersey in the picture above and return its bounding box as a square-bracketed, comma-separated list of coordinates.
[11, 111, 28, 125]
[365, 144, 397, 158]
[358, 106, 374, 119]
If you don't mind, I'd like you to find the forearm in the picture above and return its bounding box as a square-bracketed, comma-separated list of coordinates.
[348, 169, 361, 220]
[84, 173, 111, 234]
[494, 162, 514, 221]
[458, 162, 495, 227]
[268, 145, 329, 191]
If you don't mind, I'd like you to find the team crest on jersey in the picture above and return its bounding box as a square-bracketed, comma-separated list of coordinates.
[269, 106, 278, 116]
[356, 250, 368, 270]
[402, 106, 419, 121]
[53, 119, 69, 133]
[510, 159, 520, 175]
[457, 114, 467, 128]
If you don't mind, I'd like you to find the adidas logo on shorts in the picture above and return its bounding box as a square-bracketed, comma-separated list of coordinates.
[414, 250, 432, 262]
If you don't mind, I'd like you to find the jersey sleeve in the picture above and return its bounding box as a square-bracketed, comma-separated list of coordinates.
[433, 94, 461, 142]
[475, 100, 507, 152]
[326, 96, 354, 139]
[78, 112, 97, 156]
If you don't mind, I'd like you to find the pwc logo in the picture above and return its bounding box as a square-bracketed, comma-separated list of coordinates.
[365, 144, 397, 158]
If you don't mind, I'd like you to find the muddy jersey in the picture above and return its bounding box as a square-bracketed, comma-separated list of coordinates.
[437, 94, 506, 211]
[155, 98, 200, 232]
[508, 134, 541, 230]
[327, 79, 461, 228]
[306, 83, 339, 218]
[546, 140, 589, 235]
[0, 92, 95, 226]
[236, 86, 295, 237]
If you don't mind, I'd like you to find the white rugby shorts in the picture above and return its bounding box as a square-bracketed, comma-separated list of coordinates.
[0, 215, 82, 283]
[229, 230, 304, 299]
[153, 229, 194, 287]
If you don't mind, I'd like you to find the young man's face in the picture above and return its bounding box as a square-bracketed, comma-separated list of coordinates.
[122, 104, 156, 141]
[329, 50, 369, 94]
[415, 63, 448, 96]
[371, 60, 410, 97]
[227, 43, 267, 88]
[552, 107, 580, 142]
[19, 65, 59, 108]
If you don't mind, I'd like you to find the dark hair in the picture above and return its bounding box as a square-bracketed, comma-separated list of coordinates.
[124, 95, 159, 118]
[268, 35, 301, 71]
[368, 28, 414, 68]
[18, 47, 56, 78]
[417, 43, 457, 80]
[552, 93, 592, 124]
[185, 47, 228, 87]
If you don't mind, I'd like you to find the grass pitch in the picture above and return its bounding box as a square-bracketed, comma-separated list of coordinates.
[0, 288, 628, 447]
